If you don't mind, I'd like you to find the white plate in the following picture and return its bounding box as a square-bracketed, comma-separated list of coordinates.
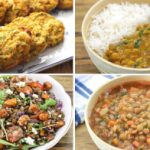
[2, 10, 74, 73]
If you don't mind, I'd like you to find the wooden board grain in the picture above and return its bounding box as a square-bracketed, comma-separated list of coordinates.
[50, 75, 73, 150]
[76, 124, 99, 150]
[75, 0, 99, 73]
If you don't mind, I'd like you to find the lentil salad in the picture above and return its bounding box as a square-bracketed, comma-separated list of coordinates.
[0, 76, 65, 150]
[90, 81, 150, 150]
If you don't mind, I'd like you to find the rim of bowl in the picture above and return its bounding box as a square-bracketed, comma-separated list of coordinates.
[81, 0, 150, 72]
[84, 75, 150, 149]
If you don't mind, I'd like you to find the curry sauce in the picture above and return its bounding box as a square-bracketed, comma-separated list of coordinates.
[104, 24, 150, 68]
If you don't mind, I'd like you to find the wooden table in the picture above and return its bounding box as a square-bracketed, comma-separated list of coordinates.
[41, 60, 73, 73]
[50, 76, 73, 150]
[76, 124, 99, 150]
[75, 0, 99, 73]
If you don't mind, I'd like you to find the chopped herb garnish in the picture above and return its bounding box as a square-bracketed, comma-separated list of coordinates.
[23, 97, 31, 105]
[139, 30, 144, 37]
[134, 39, 142, 48]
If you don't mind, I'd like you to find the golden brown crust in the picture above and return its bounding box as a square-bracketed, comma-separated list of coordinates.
[57, 0, 73, 10]
[0, 12, 65, 70]
[4, 0, 30, 24]
[30, 0, 58, 12]
[0, 0, 59, 24]
[0, 28, 32, 70]
[0, 0, 10, 23]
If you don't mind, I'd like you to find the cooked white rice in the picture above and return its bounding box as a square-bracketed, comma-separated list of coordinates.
[88, 3, 150, 55]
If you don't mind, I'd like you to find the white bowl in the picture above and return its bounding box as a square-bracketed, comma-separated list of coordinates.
[82, 0, 150, 73]
[85, 75, 150, 150]
[7, 75, 72, 150]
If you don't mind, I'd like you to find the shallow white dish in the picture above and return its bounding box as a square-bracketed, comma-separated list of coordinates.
[82, 0, 150, 73]
[85, 75, 150, 150]
[9, 75, 73, 150]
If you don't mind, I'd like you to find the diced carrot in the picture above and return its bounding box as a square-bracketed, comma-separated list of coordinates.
[132, 141, 139, 147]
[4, 98, 17, 107]
[0, 109, 9, 118]
[28, 82, 43, 90]
[108, 120, 116, 126]
[147, 138, 150, 145]
[39, 112, 49, 121]
[41, 93, 49, 99]
[18, 86, 32, 94]
[28, 104, 39, 113]
[127, 121, 134, 126]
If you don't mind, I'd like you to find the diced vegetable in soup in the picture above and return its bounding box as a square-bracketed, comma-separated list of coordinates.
[104, 24, 150, 68]
[90, 82, 150, 150]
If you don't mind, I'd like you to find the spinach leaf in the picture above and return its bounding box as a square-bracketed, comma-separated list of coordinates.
[24, 97, 31, 105]
[0, 76, 11, 80]
[40, 99, 57, 110]
[0, 139, 17, 147]
[139, 30, 144, 37]
[22, 144, 38, 150]
[0, 90, 6, 101]
[134, 39, 141, 48]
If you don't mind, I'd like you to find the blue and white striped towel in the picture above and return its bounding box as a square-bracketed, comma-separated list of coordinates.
[75, 74, 118, 127]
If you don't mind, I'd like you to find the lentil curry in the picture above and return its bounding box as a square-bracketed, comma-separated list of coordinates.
[104, 24, 150, 68]
[0, 76, 65, 150]
[90, 81, 150, 150]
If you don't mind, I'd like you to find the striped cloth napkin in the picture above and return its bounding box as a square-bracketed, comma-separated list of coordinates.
[75, 74, 117, 126]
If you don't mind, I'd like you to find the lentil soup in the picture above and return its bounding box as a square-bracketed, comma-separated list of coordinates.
[90, 81, 150, 150]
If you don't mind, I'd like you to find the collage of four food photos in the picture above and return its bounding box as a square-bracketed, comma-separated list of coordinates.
[0, 0, 149, 150]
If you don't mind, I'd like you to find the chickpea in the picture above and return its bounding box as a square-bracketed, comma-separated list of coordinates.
[119, 133, 126, 140]
[55, 120, 65, 128]
[126, 113, 132, 119]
